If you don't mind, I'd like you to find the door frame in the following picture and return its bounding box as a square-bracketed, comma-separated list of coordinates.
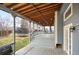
[64, 23, 72, 55]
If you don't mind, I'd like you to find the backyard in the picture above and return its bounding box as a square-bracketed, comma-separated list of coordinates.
[0, 35, 30, 51]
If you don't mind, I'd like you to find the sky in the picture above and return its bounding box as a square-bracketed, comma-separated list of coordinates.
[0, 10, 22, 28]
[0, 10, 14, 27]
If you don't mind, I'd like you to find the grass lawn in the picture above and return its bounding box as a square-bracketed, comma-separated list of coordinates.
[0, 35, 30, 51]
[15, 37, 30, 51]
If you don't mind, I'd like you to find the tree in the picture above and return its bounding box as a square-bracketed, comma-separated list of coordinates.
[0, 15, 13, 36]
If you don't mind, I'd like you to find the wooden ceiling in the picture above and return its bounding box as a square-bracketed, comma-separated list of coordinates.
[3, 3, 62, 26]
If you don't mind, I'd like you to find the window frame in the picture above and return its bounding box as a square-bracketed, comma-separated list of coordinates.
[64, 4, 73, 21]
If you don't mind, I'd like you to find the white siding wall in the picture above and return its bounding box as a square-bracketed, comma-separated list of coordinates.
[64, 4, 79, 55]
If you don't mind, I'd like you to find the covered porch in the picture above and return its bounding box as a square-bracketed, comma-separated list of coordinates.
[0, 3, 79, 55]
[15, 31, 66, 55]
[0, 3, 67, 55]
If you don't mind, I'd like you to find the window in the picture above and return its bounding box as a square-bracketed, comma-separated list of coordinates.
[64, 4, 73, 21]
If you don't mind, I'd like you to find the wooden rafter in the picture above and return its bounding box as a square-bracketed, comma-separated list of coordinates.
[24, 11, 54, 18]
[16, 4, 33, 12]
[24, 15, 46, 26]
[3, 3, 62, 26]
[32, 4, 50, 25]
[16, 4, 50, 13]
[20, 3, 61, 15]
[10, 3, 27, 10]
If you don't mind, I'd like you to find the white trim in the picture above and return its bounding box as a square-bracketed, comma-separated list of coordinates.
[64, 23, 72, 55]
[71, 28, 73, 55]
[64, 4, 73, 22]
[64, 25, 68, 54]
[54, 11, 58, 46]
[68, 23, 73, 55]
[68, 27, 70, 55]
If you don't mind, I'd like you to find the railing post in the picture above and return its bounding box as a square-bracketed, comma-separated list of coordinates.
[13, 16, 16, 55]
[33, 22, 34, 30]
[44, 26, 45, 32]
[29, 21, 31, 42]
[49, 26, 52, 33]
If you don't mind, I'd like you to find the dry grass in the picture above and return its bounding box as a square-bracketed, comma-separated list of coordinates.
[0, 35, 30, 51]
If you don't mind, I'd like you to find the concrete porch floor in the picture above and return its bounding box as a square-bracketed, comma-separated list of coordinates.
[15, 32, 67, 55]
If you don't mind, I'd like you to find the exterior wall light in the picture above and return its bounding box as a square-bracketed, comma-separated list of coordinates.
[70, 26, 75, 32]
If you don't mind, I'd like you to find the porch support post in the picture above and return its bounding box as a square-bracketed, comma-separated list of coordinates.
[13, 16, 16, 55]
[37, 24, 38, 30]
[44, 26, 45, 32]
[29, 21, 31, 42]
[49, 26, 52, 33]
[54, 11, 63, 48]
[33, 22, 34, 30]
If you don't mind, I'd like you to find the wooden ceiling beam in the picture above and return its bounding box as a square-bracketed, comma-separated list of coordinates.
[34, 16, 49, 26]
[24, 12, 40, 17]
[3, 3, 62, 26]
[24, 15, 46, 26]
[13, 4, 30, 11]
[18, 4, 53, 14]
[3, 3, 13, 7]
[20, 4, 61, 15]
[33, 4, 55, 25]
[22, 8, 54, 16]
[38, 4, 61, 11]
[31, 18, 45, 26]
[39, 5, 61, 12]
[24, 15, 43, 25]
[16, 4, 51, 13]
[11, 3, 27, 10]
[43, 14, 54, 26]
[24, 11, 54, 18]
[21, 4, 48, 25]
[31, 16, 47, 24]
[25, 14, 54, 25]
[16, 4, 33, 12]
[34, 3, 51, 8]
[4, 3, 18, 8]
[33, 19, 47, 26]
[31, 4, 49, 25]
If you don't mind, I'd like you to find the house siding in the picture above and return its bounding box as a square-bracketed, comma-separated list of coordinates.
[64, 4, 79, 55]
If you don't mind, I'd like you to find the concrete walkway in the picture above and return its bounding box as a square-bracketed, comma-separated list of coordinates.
[15, 32, 67, 55]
